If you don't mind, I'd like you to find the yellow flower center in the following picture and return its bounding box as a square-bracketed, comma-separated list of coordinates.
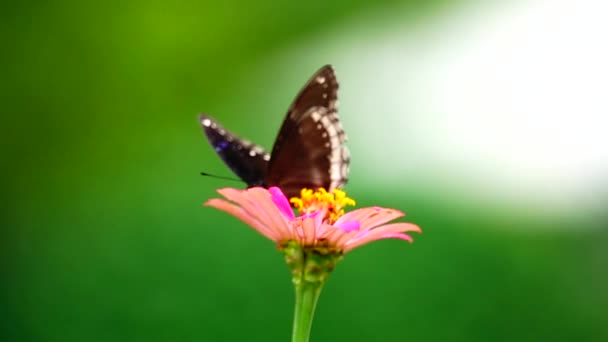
[290, 188, 356, 223]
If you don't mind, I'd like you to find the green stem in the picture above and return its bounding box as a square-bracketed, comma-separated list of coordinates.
[292, 280, 324, 342]
[280, 241, 343, 342]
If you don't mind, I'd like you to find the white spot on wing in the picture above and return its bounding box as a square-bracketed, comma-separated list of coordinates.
[330, 136, 340, 149]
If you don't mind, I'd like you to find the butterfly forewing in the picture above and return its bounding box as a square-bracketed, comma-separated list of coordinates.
[265, 65, 350, 198]
[200, 115, 269, 187]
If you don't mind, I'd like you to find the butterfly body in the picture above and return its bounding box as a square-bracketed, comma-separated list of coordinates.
[200, 65, 349, 199]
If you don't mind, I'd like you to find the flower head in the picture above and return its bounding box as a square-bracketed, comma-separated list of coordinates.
[204, 186, 421, 253]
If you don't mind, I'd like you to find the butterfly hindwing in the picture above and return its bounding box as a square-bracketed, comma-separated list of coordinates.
[265, 65, 350, 198]
[200, 114, 269, 187]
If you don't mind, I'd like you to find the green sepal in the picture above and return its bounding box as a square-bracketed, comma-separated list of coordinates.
[278, 240, 344, 285]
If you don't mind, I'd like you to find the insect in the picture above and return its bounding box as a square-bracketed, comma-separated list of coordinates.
[200, 64, 349, 199]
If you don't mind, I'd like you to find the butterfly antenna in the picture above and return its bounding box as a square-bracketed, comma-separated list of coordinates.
[200, 171, 242, 183]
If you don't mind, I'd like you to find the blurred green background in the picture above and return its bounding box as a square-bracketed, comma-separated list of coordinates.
[2, 1, 607, 341]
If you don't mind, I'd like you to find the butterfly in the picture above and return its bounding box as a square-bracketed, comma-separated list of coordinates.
[199, 64, 349, 199]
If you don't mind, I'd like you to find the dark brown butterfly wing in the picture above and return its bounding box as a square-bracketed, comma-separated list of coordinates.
[200, 114, 269, 187]
[265, 65, 350, 198]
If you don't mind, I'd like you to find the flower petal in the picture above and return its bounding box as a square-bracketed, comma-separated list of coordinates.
[344, 223, 421, 251]
[247, 187, 294, 240]
[337, 207, 405, 232]
[324, 230, 348, 248]
[269, 187, 295, 220]
[216, 187, 292, 240]
[334, 230, 359, 250]
[379, 232, 414, 241]
[216, 188, 264, 219]
[335, 220, 360, 233]
[204, 198, 279, 241]
[344, 232, 414, 252]
[334, 207, 379, 226]
[215, 188, 269, 224]
[360, 209, 406, 231]
[301, 215, 318, 245]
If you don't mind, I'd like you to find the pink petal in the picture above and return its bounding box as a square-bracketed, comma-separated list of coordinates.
[314, 213, 332, 236]
[344, 232, 414, 252]
[247, 188, 293, 240]
[337, 207, 405, 232]
[358, 222, 421, 240]
[335, 207, 404, 231]
[313, 209, 326, 228]
[358, 209, 405, 231]
[335, 220, 360, 233]
[334, 230, 359, 250]
[300, 209, 322, 220]
[334, 207, 380, 226]
[344, 223, 421, 251]
[301, 215, 318, 245]
[216, 188, 264, 219]
[321, 225, 347, 245]
[379, 232, 414, 242]
[289, 220, 304, 241]
[216, 187, 292, 240]
[214, 188, 277, 229]
[204, 198, 279, 241]
[269, 187, 295, 220]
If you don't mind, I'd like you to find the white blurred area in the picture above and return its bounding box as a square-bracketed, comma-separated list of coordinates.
[263, 0, 608, 214]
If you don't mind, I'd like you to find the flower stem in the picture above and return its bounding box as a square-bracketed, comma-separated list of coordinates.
[280, 241, 343, 342]
[292, 280, 323, 342]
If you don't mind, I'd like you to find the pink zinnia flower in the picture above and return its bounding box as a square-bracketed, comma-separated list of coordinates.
[204, 186, 421, 253]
